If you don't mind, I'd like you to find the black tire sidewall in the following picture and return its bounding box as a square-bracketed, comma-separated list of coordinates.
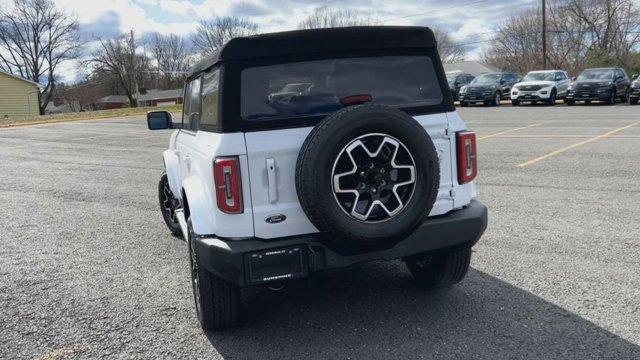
[296, 105, 440, 244]
[159, 172, 182, 235]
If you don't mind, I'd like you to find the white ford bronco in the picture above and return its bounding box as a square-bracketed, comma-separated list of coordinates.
[147, 26, 488, 330]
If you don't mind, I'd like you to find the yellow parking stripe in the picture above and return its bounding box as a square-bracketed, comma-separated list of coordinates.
[492, 135, 640, 138]
[517, 120, 640, 168]
[477, 121, 551, 141]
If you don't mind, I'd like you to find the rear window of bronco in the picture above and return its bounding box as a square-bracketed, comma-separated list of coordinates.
[240, 56, 443, 121]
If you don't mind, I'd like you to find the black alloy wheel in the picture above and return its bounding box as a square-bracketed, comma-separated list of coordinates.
[159, 172, 182, 236]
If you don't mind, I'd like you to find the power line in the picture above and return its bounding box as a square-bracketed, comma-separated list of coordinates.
[379, 0, 494, 23]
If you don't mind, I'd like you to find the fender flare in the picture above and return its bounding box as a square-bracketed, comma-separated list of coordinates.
[163, 150, 181, 200]
[182, 176, 217, 235]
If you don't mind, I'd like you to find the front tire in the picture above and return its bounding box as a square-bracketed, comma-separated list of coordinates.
[606, 90, 615, 105]
[511, 99, 520, 106]
[460, 101, 468, 107]
[406, 247, 472, 288]
[159, 172, 182, 236]
[620, 88, 630, 103]
[546, 89, 557, 106]
[492, 92, 501, 106]
[631, 98, 639, 105]
[187, 219, 240, 330]
[566, 98, 575, 106]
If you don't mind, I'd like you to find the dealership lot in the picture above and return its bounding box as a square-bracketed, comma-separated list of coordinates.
[1, 104, 640, 359]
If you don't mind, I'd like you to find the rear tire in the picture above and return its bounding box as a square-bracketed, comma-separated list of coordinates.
[187, 219, 240, 330]
[406, 247, 472, 288]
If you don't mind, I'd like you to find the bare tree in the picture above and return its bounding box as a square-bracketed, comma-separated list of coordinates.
[433, 28, 466, 63]
[192, 17, 259, 55]
[298, 6, 378, 29]
[565, 0, 640, 67]
[145, 33, 192, 88]
[85, 31, 149, 107]
[0, 0, 82, 114]
[482, 9, 542, 74]
[483, 0, 640, 75]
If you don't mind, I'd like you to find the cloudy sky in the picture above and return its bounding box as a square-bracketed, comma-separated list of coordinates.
[2, 0, 538, 82]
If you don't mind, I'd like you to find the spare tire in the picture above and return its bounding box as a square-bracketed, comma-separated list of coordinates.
[295, 104, 440, 247]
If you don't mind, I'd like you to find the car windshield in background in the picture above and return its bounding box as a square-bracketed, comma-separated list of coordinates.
[241, 56, 443, 121]
[446, 74, 457, 85]
[523, 72, 555, 81]
[471, 74, 501, 84]
[578, 69, 614, 80]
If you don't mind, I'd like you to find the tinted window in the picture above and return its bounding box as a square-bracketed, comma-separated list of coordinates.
[523, 72, 555, 81]
[187, 77, 202, 131]
[471, 73, 501, 84]
[240, 56, 443, 121]
[201, 69, 220, 127]
[578, 69, 614, 80]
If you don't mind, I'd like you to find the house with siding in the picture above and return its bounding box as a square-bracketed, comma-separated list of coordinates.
[138, 89, 183, 107]
[0, 70, 41, 120]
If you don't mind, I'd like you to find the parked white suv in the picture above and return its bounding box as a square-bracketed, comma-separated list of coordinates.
[511, 70, 571, 105]
[147, 27, 488, 330]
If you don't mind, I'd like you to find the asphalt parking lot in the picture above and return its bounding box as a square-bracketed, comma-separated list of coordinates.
[2, 104, 640, 359]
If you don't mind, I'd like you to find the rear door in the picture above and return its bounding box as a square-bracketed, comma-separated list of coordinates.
[241, 55, 456, 239]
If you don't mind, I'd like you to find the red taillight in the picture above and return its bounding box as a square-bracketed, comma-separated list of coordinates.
[214, 157, 243, 214]
[456, 131, 477, 184]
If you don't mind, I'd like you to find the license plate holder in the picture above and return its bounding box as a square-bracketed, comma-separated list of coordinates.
[245, 246, 308, 284]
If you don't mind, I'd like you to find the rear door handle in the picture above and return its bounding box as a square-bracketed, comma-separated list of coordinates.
[266, 158, 277, 203]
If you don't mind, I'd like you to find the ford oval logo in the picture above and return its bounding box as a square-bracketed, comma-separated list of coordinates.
[265, 214, 286, 224]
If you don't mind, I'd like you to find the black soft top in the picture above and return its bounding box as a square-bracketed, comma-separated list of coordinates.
[188, 26, 437, 78]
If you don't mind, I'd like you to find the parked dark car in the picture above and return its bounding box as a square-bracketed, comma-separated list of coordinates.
[566, 67, 631, 105]
[630, 74, 639, 105]
[458, 72, 519, 107]
[446, 72, 474, 101]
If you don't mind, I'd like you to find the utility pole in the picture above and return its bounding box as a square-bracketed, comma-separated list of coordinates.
[542, 0, 547, 69]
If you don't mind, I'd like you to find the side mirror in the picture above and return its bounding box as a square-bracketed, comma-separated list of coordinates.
[147, 111, 172, 130]
[572, 77, 577, 81]
[500, 79, 506, 85]
[632, 74, 638, 80]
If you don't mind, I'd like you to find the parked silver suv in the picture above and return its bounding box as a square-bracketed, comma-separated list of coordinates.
[511, 70, 571, 106]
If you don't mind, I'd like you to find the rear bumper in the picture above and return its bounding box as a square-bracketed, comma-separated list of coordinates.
[193, 200, 488, 287]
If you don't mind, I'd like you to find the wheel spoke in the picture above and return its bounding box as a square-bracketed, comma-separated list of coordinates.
[331, 133, 417, 222]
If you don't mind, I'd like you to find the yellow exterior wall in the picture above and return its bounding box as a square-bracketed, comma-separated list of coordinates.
[0, 72, 40, 120]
